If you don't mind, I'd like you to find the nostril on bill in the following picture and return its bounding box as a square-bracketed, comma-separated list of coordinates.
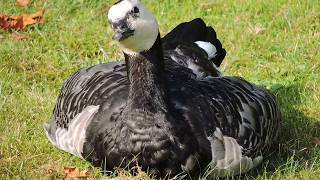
[120, 24, 126, 29]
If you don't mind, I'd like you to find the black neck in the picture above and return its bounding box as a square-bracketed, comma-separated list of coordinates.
[124, 34, 167, 113]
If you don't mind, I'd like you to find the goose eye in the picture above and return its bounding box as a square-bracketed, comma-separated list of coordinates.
[132, 6, 139, 13]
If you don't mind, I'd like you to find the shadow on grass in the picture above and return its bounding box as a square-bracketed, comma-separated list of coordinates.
[248, 83, 320, 178]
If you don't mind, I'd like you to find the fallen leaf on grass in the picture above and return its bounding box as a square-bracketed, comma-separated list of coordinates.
[64, 166, 90, 180]
[41, 162, 63, 179]
[17, 0, 31, 7]
[0, 9, 44, 30]
[248, 25, 265, 34]
[0, 34, 5, 40]
[9, 33, 27, 41]
[294, 175, 302, 180]
[313, 137, 320, 146]
[44, 168, 59, 179]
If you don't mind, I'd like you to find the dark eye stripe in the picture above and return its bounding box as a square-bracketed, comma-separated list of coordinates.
[133, 6, 139, 13]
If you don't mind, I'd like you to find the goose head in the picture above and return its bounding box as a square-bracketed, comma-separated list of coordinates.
[108, 0, 159, 54]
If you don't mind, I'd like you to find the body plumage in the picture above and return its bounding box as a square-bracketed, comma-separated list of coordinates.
[44, 0, 281, 178]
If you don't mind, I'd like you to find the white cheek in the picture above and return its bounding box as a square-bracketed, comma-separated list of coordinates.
[128, 19, 158, 52]
[115, 2, 159, 52]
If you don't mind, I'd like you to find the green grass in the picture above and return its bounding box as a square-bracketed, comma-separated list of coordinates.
[0, 0, 319, 179]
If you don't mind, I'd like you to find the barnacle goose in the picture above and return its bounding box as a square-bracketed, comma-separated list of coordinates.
[44, 0, 281, 178]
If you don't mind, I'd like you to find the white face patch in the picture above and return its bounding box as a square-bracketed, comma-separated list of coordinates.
[107, 0, 159, 53]
[108, 0, 139, 23]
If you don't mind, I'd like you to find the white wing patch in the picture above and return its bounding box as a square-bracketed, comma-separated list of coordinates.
[44, 105, 100, 159]
[195, 41, 217, 60]
[195, 41, 223, 77]
[207, 128, 263, 177]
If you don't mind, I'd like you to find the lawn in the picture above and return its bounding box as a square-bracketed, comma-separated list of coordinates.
[0, 0, 319, 179]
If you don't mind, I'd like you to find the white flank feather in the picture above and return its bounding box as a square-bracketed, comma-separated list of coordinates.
[207, 128, 263, 177]
[44, 105, 100, 159]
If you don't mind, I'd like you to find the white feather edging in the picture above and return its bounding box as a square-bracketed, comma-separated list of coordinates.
[207, 128, 263, 177]
[44, 105, 100, 159]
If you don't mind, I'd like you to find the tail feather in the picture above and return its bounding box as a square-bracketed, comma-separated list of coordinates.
[205, 27, 226, 67]
[162, 18, 226, 67]
[162, 18, 207, 50]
